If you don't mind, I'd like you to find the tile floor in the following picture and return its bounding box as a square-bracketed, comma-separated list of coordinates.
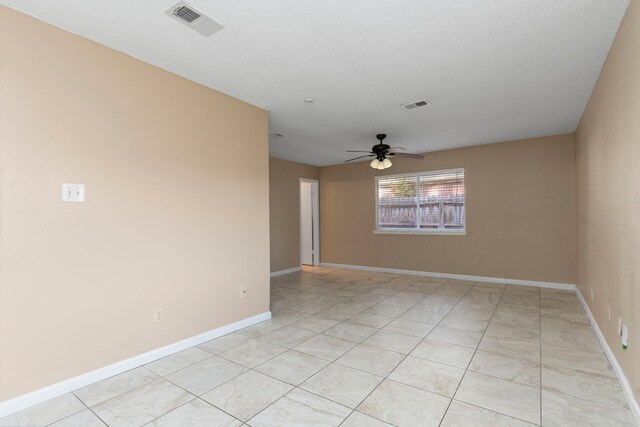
[1, 267, 636, 426]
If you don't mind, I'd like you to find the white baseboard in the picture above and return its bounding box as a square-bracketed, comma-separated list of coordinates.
[319, 262, 575, 290]
[270, 266, 302, 277]
[0, 311, 272, 418]
[575, 289, 640, 424]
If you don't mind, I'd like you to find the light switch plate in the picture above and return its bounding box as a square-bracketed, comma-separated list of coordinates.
[62, 183, 85, 202]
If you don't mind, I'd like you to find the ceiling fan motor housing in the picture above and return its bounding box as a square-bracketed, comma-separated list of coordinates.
[372, 143, 391, 160]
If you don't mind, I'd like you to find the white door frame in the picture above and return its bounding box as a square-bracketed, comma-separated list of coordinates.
[299, 178, 320, 266]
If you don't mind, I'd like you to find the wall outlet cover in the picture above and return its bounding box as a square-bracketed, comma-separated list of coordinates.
[62, 183, 85, 202]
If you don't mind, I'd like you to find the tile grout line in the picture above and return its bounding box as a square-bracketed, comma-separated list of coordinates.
[436, 280, 504, 426]
[261, 273, 440, 426]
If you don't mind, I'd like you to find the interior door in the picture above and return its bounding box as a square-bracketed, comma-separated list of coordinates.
[300, 181, 314, 265]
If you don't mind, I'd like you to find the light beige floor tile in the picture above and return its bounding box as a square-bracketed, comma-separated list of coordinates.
[541, 389, 636, 427]
[166, 356, 247, 395]
[400, 308, 447, 324]
[145, 347, 212, 377]
[541, 344, 614, 377]
[254, 350, 329, 385]
[348, 312, 395, 328]
[541, 306, 589, 324]
[455, 371, 540, 425]
[312, 295, 349, 305]
[478, 334, 540, 362]
[411, 300, 461, 312]
[388, 356, 464, 397]
[469, 350, 540, 387]
[441, 400, 535, 426]
[381, 296, 420, 308]
[410, 339, 475, 369]
[271, 309, 309, 325]
[294, 334, 356, 361]
[357, 380, 450, 427]
[542, 327, 602, 355]
[365, 304, 408, 317]
[314, 305, 361, 321]
[484, 322, 540, 342]
[259, 325, 317, 348]
[353, 293, 390, 304]
[439, 313, 490, 332]
[148, 399, 242, 427]
[92, 379, 194, 427]
[289, 301, 332, 314]
[491, 306, 539, 328]
[198, 333, 253, 354]
[541, 365, 627, 406]
[324, 322, 377, 342]
[326, 289, 360, 297]
[290, 315, 340, 333]
[504, 285, 539, 295]
[0, 394, 85, 427]
[369, 286, 400, 299]
[334, 301, 374, 312]
[336, 344, 405, 377]
[340, 411, 392, 426]
[500, 294, 539, 308]
[48, 409, 107, 427]
[541, 316, 592, 334]
[247, 388, 350, 427]
[301, 364, 382, 409]
[428, 326, 483, 348]
[381, 318, 435, 337]
[218, 339, 287, 368]
[202, 371, 292, 421]
[73, 367, 159, 407]
[362, 330, 421, 354]
[239, 321, 285, 338]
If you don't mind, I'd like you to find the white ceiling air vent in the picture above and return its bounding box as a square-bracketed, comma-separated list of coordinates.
[166, 2, 224, 37]
[268, 133, 285, 140]
[401, 99, 431, 111]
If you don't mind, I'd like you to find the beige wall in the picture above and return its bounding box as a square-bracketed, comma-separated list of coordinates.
[576, 0, 639, 404]
[269, 157, 320, 272]
[0, 6, 270, 401]
[320, 134, 576, 284]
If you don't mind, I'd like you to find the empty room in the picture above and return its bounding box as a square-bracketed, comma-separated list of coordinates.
[0, 1, 638, 426]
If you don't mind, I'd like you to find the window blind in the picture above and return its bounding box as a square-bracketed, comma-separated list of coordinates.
[376, 168, 465, 232]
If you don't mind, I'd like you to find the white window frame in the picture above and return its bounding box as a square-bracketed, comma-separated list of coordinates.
[374, 168, 467, 236]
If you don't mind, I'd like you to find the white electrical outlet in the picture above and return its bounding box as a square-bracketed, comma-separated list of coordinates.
[154, 308, 164, 323]
[62, 183, 85, 202]
[474, 257, 480, 265]
[240, 287, 247, 299]
[590, 288, 594, 301]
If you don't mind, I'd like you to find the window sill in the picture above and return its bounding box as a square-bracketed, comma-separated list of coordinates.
[374, 229, 467, 236]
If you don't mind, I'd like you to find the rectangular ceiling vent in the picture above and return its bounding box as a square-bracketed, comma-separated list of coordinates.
[166, 2, 224, 37]
[401, 99, 431, 111]
[268, 133, 285, 140]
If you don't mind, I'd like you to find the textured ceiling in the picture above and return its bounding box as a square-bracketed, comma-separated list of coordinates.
[0, 0, 629, 166]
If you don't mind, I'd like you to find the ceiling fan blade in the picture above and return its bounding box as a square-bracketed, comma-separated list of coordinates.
[346, 150, 373, 153]
[344, 155, 375, 162]
[388, 152, 425, 160]
[388, 147, 407, 151]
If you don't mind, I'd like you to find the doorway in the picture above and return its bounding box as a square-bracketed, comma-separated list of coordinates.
[300, 179, 319, 266]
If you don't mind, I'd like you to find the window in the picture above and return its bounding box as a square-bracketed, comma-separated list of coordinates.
[375, 168, 465, 234]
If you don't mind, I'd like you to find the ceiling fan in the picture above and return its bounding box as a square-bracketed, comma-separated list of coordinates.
[345, 134, 425, 169]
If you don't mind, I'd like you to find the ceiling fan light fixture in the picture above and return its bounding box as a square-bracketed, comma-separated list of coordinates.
[370, 159, 380, 169]
[382, 158, 392, 168]
[377, 162, 386, 170]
